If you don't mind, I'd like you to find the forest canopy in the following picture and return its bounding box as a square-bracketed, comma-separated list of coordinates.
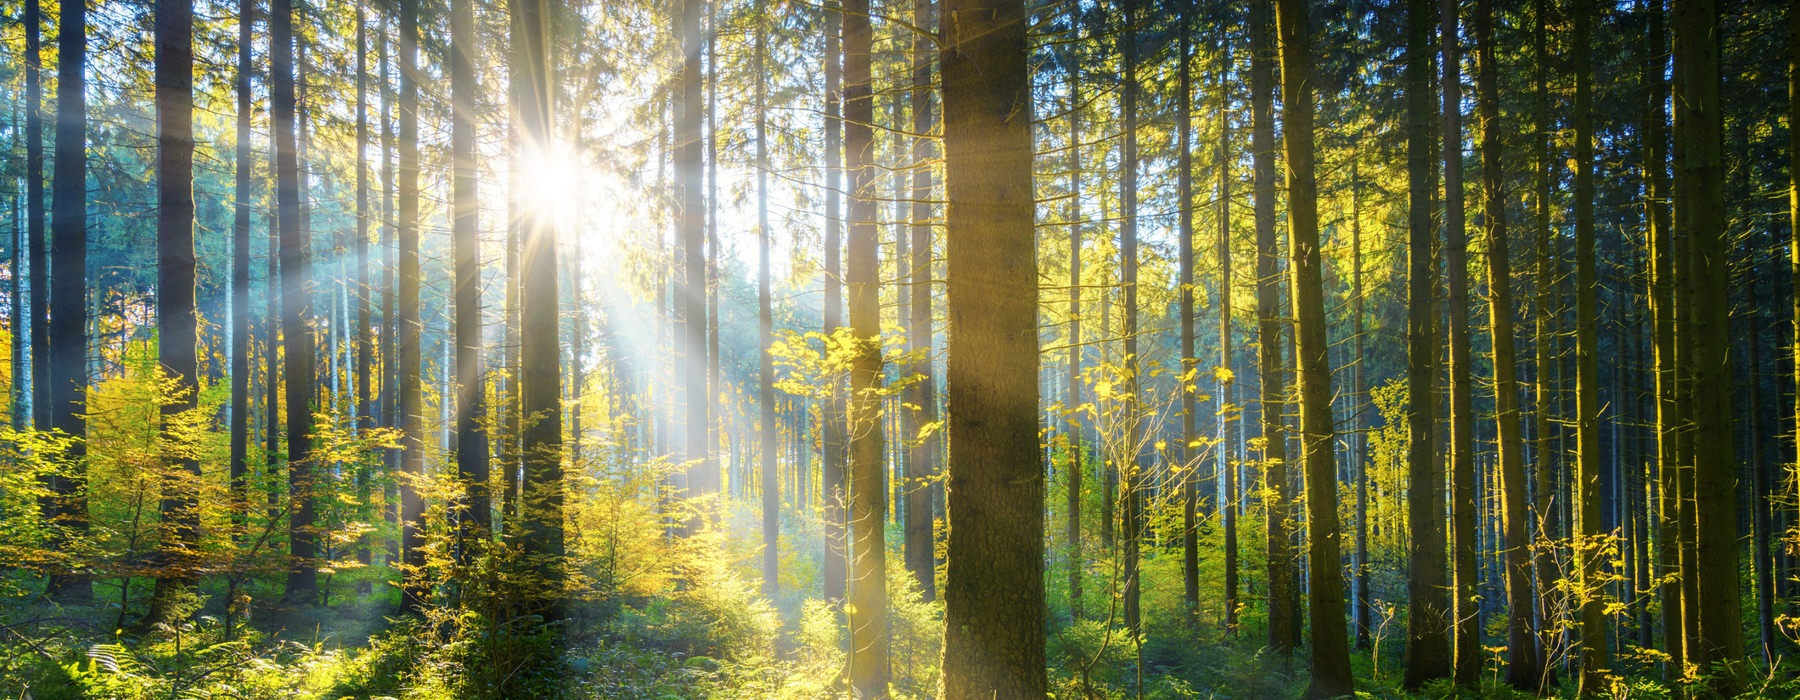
[0, 0, 1792, 697]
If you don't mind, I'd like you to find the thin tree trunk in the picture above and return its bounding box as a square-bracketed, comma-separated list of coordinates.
[1063, 31, 1083, 620]
[1176, 0, 1200, 614]
[1119, 0, 1144, 636]
[755, 0, 778, 597]
[938, 0, 1043, 693]
[24, 0, 45, 437]
[451, 0, 489, 562]
[678, 0, 710, 507]
[1570, 1, 1608, 692]
[1216, 10, 1238, 634]
[396, 0, 424, 613]
[904, 0, 938, 605]
[352, 0, 373, 588]
[231, 0, 255, 536]
[1531, 0, 1562, 685]
[1643, 0, 1683, 678]
[1441, 0, 1479, 683]
[821, 0, 847, 605]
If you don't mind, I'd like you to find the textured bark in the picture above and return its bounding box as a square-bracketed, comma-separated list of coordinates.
[1477, 0, 1540, 687]
[1672, 0, 1742, 692]
[1641, 0, 1683, 678]
[843, 0, 890, 692]
[273, 0, 316, 604]
[150, 0, 199, 622]
[938, 1, 1043, 695]
[25, 0, 44, 437]
[1403, 0, 1449, 685]
[1274, 1, 1352, 694]
[1250, 0, 1297, 655]
[451, 0, 489, 560]
[1064, 41, 1083, 620]
[352, 0, 373, 584]
[1530, 0, 1561, 684]
[42, 0, 90, 604]
[1440, 0, 1479, 684]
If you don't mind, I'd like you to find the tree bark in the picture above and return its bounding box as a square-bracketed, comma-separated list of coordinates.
[1250, 0, 1297, 655]
[1274, 1, 1353, 694]
[1176, 0, 1200, 615]
[1672, 0, 1742, 692]
[451, 0, 489, 562]
[938, 0, 1043, 694]
[843, 0, 890, 692]
[1440, 0, 1479, 684]
[755, 0, 778, 597]
[905, 0, 938, 604]
[273, 0, 316, 604]
[1477, 0, 1540, 686]
[1403, 0, 1449, 685]
[396, 0, 424, 612]
[821, 0, 848, 605]
[1119, 0, 1144, 636]
[1570, 1, 1608, 692]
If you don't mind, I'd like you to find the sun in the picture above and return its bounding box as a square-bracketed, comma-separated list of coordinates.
[511, 143, 584, 233]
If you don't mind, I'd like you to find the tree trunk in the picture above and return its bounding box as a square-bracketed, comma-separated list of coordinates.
[1216, 11, 1238, 634]
[1064, 31, 1083, 620]
[1477, 0, 1540, 687]
[25, 0, 45, 436]
[821, 0, 847, 605]
[905, 0, 938, 605]
[1641, 0, 1683, 679]
[1403, 0, 1449, 685]
[231, 0, 254, 536]
[352, 0, 373, 588]
[1672, 0, 1742, 692]
[1570, 1, 1608, 692]
[938, 0, 1043, 694]
[1274, 1, 1353, 694]
[1530, 0, 1561, 685]
[755, 0, 778, 597]
[677, 0, 710, 512]
[396, 0, 423, 612]
[1119, 0, 1143, 636]
[843, 0, 890, 692]
[1250, 0, 1297, 656]
[273, 0, 316, 604]
[451, 0, 489, 562]
[1440, 0, 1479, 684]
[150, 0, 199, 623]
[1176, 0, 1200, 615]
[514, 0, 564, 620]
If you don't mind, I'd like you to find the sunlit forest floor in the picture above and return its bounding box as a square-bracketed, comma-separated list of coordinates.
[2, 498, 1793, 700]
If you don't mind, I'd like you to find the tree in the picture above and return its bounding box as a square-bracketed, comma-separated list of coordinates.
[1570, 0, 1607, 692]
[451, 0, 489, 558]
[1215, 7, 1239, 634]
[755, 0, 777, 597]
[1176, 0, 1200, 614]
[1672, 0, 1742, 691]
[1402, 0, 1449, 684]
[1476, 0, 1540, 686]
[821, 0, 848, 606]
[678, 0, 710, 505]
[1274, 0, 1352, 694]
[938, 0, 1043, 695]
[231, 0, 254, 533]
[843, 0, 890, 691]
[395, 0, 424, 612]
[1530, 0, 1562, 683]
[1119, 0, 1144, 636]
[904, 0, 938, 605]
[1440, 0, 1479, 683]
[24, 0, 46, 436]
[514, 0, 564, 620]
[1249, 0, 1297, 655]
[149, 0, 199, 623]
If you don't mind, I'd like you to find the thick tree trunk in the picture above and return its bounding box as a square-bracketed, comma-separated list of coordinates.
[678, 0, 710, 508]
[514, 0, 564, 620]
[1642, 0, 1684, 678]
[1274, 1, 1353, 694]
[1403, 0, 1449, 685]
[938, 0, 1043, 694]
[843, 0, 890, 692]
[1249, 0, 1297, 655]
[1530, 0, 1561, 685]
[1477, 0, 1541, 687]
[1672, 0, 1742, 692]
[150, 0, 199, 623]
[273, 0, 316, 604]
[43, 0, 90, 604]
